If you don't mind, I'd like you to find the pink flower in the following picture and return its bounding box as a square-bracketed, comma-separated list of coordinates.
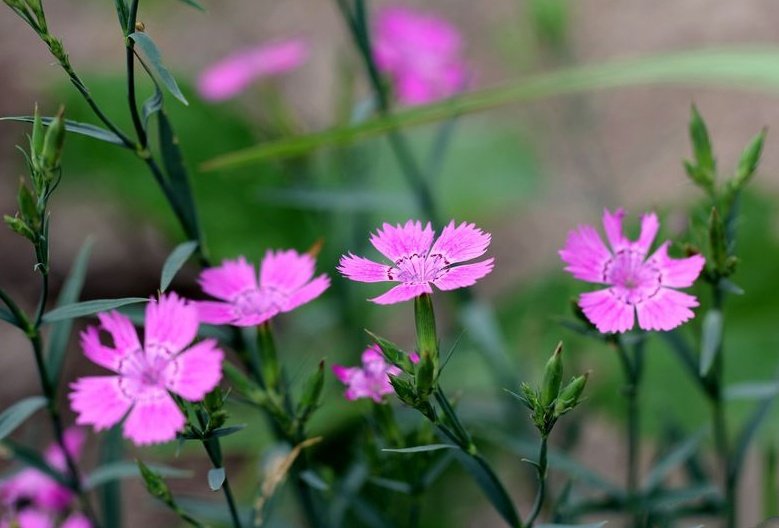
[333, 345, 416, 402]
[0, 511, 90, 528]
[374, 6, 468, 105]
[559, 209, 706, 333]
[0, 428, 84, 513]
[69, 294, 224, 446]
[195, 250, 330, 327]
[197, 38, 309, 101]
[338, 220, 494, 304]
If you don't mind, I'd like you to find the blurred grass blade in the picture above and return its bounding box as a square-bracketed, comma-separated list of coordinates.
[178, 0, 206, 11]
[43, 297, 148, 323]
[0, 307, 18, 327]
[47, 238, 94, 387]
[699, 309, 723, 376]
[725, 381, 779, 401]
[0, 396, 47, 440]
[256, 188, 414, 213]
[452, 450, 522, 528]
[382, 444, 457, 453]
[1, 116, 127, 147]
[643, 484, 719, 512]
[1, 439, 70, 487]
[642, 429, 706, 492]
[367, 477, 412, 494]
[203, 48, 779, 170]
[731, 376, 779, 479]
[764, 443, 779, 518]
[158, 111, 201, 244]
[299, 470, 329, 491]
[99, 426, 123, 528]
[160, 240, 198, 292]
[86, 460, 192, 490]
[128, 32, 189, 106]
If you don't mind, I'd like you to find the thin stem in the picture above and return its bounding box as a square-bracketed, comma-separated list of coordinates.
[525, 435, 548, 526]
[197, 414, 242, 528]
[615, 338, 643, 527]
[126, 0, 147, 149]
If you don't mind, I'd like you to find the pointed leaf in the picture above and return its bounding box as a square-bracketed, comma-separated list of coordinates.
[452, 450, 522, 528]
[160, 240, 198, 292]
[725, 381, 779, 401]
[43, 297, 148, 323]
[382, 444, 457, 453]
[731, 383, 779, 479]
[1, 116, 126, 146]
[158, 111, 200, 243]
[699, 309, 723, 377]
[0, 307, 18, 327]
[113, 0, 129, 32]
[368, 476, 412, 494]
[47, 238, 94, 386]
[142, 86, 164, 129]
[299, 469, 329, 491]
[178, 0, 206, 11]
[128, 32, 189, 105]
[85, 461, 192, 490]
[207, 467, 225, 491]
[0, 396, 47, 440]
[642, 429, 706, 492]
[207, 424, 247, 439]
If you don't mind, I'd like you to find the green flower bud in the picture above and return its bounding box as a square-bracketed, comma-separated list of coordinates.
[4, 215, 36, 242]
[30, 104, 44, 170]
[17, 180, 40, 231]
[137, 460, 175, 506]
[296, 359, 325, 423]
[541, 342, 563, 408]
[41, 106, 65, 173]
[554, 371, 589, 418]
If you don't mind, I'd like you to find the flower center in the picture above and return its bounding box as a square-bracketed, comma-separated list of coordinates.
[390, 253, 449, 284]
[603, 249, 662, 304]
[234, 288, 287, 316]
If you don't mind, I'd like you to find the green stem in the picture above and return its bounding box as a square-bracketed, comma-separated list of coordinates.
[615, 337, 643, 526]
[525, 435, 548, 526]
[196, 414, 242, 528]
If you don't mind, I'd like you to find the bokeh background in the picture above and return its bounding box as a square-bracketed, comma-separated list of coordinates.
[3, 0, 779, 526]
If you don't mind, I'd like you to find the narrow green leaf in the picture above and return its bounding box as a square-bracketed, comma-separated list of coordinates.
[85, 461, 192, 490]
[299, 469, 329, 491]
[725, 382, 779, 401]
[207, 467, 225, 491]
[158, 111, 200, 243]
[368, 476, 412, 494]
[207, 424, 247, 439]
[382, 444, 457, 453]
[699, 309, 723, 377]
[688, 105, 715, 175]
[128, 32, 188, 105]
[763, 443, 778, 518]
[452, 450, 522, 528]
[112, 0, 129, 32]
[43, 297, 148, 323]
[0, 307, 18, 327]
[642, 429, 706, 492]
[1, 116, 126, 146]
[160, 240, 198, 292]
[142, 87, 164, 129]
[644, 484, 719, 511]
[177, 0, 206, 11]
[202, 48, 779, 169]
[1, 439, 71, 488]
[731, 382, 779, 479]
[47, 238, 94, 386]
[0, 396, 47, 440]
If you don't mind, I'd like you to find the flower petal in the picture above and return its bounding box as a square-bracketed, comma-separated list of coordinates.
[369, 283, 432, 305]
[635, 212, 659, 254]
[559, 225, 612, 283]
[13, 510, 53, 528]
[233, 309, 280, 327]
[332, 365, 356, 384]
[61, 513, 92, 528]
[194, 301, 237, 325]
[649, 242, 706, 288]
[636, 288, 699, 332]
[144, 293, 199, 356]
[429, 221, 491, 264]
[578, 289, 635, 334]
[370, 220, 434, 262]
[602, 208, 628, 252]
[283, 274, 330, 312]
[432, 258, 494, 291]
[260, 249, 316, 293]
[165, 339, 224, 401]
[198, 257, 257, 301]
[69, 376, 133, 432]
[337, 254, 394, 283]
[122, 391, 186, 446]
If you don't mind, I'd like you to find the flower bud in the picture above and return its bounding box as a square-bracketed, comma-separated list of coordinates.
[414, 293, 438, 398]
[554, 371, 589, 418]
[541, 342, 563, 408]
[42, 106, 66, 173]
[296, 359, 324, 423]
[137, 460, 175, 506]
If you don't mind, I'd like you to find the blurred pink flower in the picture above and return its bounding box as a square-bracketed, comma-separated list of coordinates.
[0, 428, 84, 512]
[333, 345, 415, 402]
[69, 294, 224, 445]
[559, 209, 706, 334]
[374, 6, 468, 105]
[197, 38, 309, 101]
[0, 511, 90, 528]
[338, 220, 494, 304]
[195, 250, 330, 327]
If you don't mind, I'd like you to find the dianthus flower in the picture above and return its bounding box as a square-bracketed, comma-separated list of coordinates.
[373, 6, 468, 105]
[197, 38, 309, 101]
[0, 511, 90, 528]
[195, 250, 330, 327]
[338, 220, 494, 304]
[69, 294, 224, 445]
[0, 428, 84, 513]
[333, 345, 417, 402]
[559, 209, 705, 333]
